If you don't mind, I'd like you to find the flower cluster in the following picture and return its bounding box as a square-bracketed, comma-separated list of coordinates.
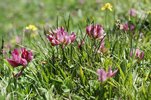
[7, 48, 33, 77]
[47, 27, 76, 47]
[86, 24, 105, 40]
[120, 23, 135, 31]
[129, 8, 137, 17]
[7, 48, 33, 67]
[101, 3, 113, 11]
[130, 48, 144, 60]
[6, 21, 144, 80]
[25, 24, 38, 38]
[97, 67, 118, 82]
[25, 25, 38, 31]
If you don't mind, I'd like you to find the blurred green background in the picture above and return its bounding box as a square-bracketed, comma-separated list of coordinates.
[0, 0, 151, 41]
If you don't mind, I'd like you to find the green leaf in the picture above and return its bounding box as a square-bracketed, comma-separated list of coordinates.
[79, 66, 85, 85]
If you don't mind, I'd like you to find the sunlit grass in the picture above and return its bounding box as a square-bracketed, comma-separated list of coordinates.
[0, 0, 151, 99]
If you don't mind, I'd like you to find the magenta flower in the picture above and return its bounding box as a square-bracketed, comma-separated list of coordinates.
[130, 24, 135, 31]
[86, 24, 105, 39]
[130, 48, 144, 60]
[97, 67, 118, 82]
[129, 8, 137, 17]
[122, 23, 129, 31]
[7, 48, 33, 67]
[136, 49, 144, 60]
[47, 27, 76, 47]
[120, 23, 135, 31]
[21, 48, 33, 62]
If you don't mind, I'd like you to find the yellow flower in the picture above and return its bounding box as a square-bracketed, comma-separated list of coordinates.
[25, 24, 38, 31]
[101, 3, 113, 11]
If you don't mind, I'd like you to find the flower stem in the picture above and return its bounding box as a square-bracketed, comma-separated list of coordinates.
[61, 46, 65, 64]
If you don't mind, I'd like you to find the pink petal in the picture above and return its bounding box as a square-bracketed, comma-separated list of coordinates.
[130, 25, 135, 31]
[64, 36, 71, 45]
[107, 67, 118, 77]
[129, 8, 137, 17]
[21, 48, 33, 62]
[27, 51, 33, 62]
[111, 69, 118, 77]
[86, 24, 104, 39]
[97, 69, 107, 82]
[20, 58, 28, 67]
[130, 50, 133, 57]
[7, 59, 20, 67]
[70, 32, 76, 42]
[107, 67, 113, 77]
[12, 54, 19, 62]
[139, 51, 144, 60]
[51, 39, 59, 46]
[47, 35, 54, 41]
[135, 49, 140, 57]
[12, 49, 19, 56]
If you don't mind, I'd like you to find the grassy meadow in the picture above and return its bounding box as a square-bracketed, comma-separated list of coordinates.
[0, 0, 151, 100]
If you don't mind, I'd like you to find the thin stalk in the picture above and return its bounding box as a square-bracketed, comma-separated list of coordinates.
[70, 45, 73, 62]
[61, 46, 65, 64]
[109, 85, 112, 99]
[92, 38, 96, 60]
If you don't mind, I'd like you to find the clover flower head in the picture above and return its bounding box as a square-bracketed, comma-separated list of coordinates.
[86, 24, 105, 40]
[7, 48, 33, 68]
[47, 27, 76, 47]
[120, 23, 135, 31]
[97, 67, 118, 82]
[129, 8, 137, 17]
[130, 48, 144, 60]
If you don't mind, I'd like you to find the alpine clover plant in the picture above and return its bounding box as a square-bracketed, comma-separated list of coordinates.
[1, 1, 151, 100]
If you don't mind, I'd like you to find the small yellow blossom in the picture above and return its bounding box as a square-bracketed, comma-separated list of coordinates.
[101, 3, 113, 11]
[25, 24, 38, 31]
